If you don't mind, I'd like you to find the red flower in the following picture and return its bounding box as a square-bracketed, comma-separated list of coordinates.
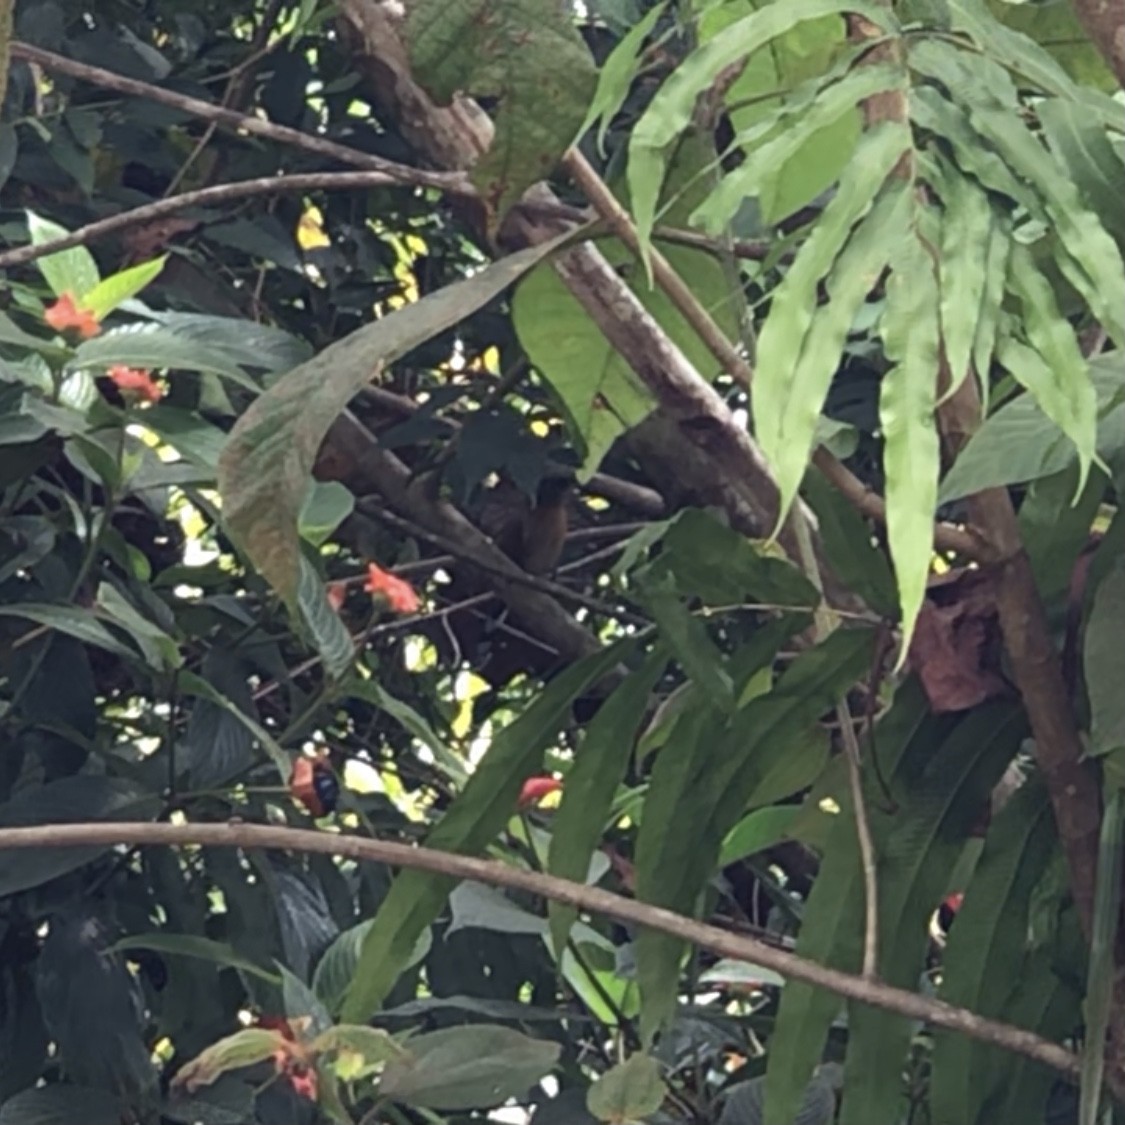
[44, 293, 100, 338]
[326, 582, 347, 612]
[943, 892, 964, 914]
[108, 365, 162, 404]
[518, 775, 562, 809]
[364, 562, 420, 614]
[289, 755, 339, 818]
[287, 1065, 318, 1101]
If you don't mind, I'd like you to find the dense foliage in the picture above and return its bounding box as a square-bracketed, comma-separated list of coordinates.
[0, 1, 1123, 1124]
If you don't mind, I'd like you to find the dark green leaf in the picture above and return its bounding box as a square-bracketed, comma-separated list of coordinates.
[0, 1085, 123, 1125]
[109, 934, 280, 985]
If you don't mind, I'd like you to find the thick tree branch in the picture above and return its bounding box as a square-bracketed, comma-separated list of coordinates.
[0, 819, 1082, 1081]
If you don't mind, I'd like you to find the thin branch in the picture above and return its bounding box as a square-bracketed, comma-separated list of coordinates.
[0, 171, 419, 270]
[0, 820, 1082, 1081]
[9, 42, 470, 193]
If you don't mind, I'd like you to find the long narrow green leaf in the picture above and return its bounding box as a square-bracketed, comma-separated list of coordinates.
[971, 210, 1012, 403]
[548, 647, 668, 956]
[764, 680, 939, 1125]
[1079, 787, 1125, 1125]
[754, 123, 912, 525]
[931, 782, 1058, 1125]
[839, 703, 1024, 1125]
[1003, 243, 1098, 489]
[935, 165, 995, 401]
[627, 0, 894, 257]
[339, 639, 628, 1023]
[879, 231, 941, 664]
[696, 65, 905, 233]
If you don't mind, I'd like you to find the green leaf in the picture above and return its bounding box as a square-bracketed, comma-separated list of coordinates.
[82, 257, 167, 320]
[696, 65, 904, 233]
[719, 805, 799, 867]
[406, 0, 597, 223]
[178, 670, 291, 781]
[930, 781, 1059, 1125]
[0, 603, 140, 660]
[1003, 243, 1098, 488]
[1085, 557, 1125, 756]
[548, 648, 668, 955]
[378, 1025, 560, 1111]
[754, 124, 912, 524]
[109, 934, 280, 985]
[220, 237, 567, 609]
[878, 229, 941, 664]
[295, 555, 354, 682]
[315, 1024, 407, 1078]
[587, 1052, 666, 1123]
[0, 1085, 124, 1125]
[140, 407, 228, 471]
[800, 469, 897, 617]
[312, 920, 431, 1016]
[27, 211, 100, 299]
[971, 211, 1012, 394]
[0, 776, 159, 897]
[642, 580, 733, 707]
[94, 582, 182, 671]
[935, 166, 996, 399]
[298, 480, 355, 546]
[627, 0, 894, 256]
[582, 3, 666, 156]
[172, 1029, 283, 1091]
[339, 639, 628, 1022]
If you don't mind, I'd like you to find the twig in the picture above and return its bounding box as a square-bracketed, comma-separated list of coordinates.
[0, 172, 432, 270]
[0, 820, 1082, 1081]
[9, 42, 470, 194]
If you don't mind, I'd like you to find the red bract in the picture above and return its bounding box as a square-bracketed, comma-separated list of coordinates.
[108, 364, 162, 404]
[326, 582, 347, 612]
[364, 562, 421, 614]
[44, 293, 100, 338]
[518, 775, 562, 809]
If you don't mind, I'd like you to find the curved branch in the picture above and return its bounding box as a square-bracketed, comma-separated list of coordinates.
[0, 819, 1080, 1081]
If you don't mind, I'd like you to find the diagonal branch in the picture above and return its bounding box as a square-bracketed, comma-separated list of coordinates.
[0, 819, 1083, 1082]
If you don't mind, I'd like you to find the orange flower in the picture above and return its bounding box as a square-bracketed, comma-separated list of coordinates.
[44, 293, 100, 338]
[517, 775, 562, 809]
[364, 562, 420, 614]
[108, 365, 162, 404]
[326, 582, 347, 612]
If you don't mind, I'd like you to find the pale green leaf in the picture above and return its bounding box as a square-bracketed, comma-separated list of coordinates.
[754, 123, 911, 524]
[879, 231, 941, 665]
[295, 555, 354, 681]
[83, 257, 168, 320]
[587, 1052, 666, 1123]
[27, 210, 100, 299]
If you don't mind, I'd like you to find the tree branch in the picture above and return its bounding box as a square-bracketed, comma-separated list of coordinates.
[0, 819, 1082, 1082]
[1066, 0, 1125, 88]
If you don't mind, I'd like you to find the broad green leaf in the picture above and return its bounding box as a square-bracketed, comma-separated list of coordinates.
[878, 230, 941, 665]
[643, 580, 733, 707]
[755, 123, 912, 524]
[135, 309, 312, 374]
[312, 921, 431, 1016]
[83, 257, 167, 320]
[0, 603, 139, 660]
[220, 237, 567, 607]
[548, 648, 668, 955]
[72, 325, 262, 390]
[837, 699, 1024, 1125]
[636, 625, 872, 1041]
[299, 482, 354, 547]
[27, 211, 100, 299]
[172, 1029, 282, 1091]
[141, 407, 228, 471]
[109, 934, 280, 985]
[379, 1025, 560, 1110]
[935, 166, 995, 399]
[800, 469, 897, 617]
[94, 582, 181, 671]
[719, 805, 799, 867]
[406, 0, 597, 222]
[315, 1024, 407, 1078]
[696, 66, 904, 233]
[0, 777, 158, 897]
[587, 1052, 665, 1123]
[1085, 558, 1125, 756]
[178, 670, 291, 780]
[1003, 243, 1098, 488]
[930, 781, 1059, 1125]
[582, 3, 666, 155]
[627, 0, 893, 256]
[339, 640, 628, 1022]
[764, 681, 933, 1125]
